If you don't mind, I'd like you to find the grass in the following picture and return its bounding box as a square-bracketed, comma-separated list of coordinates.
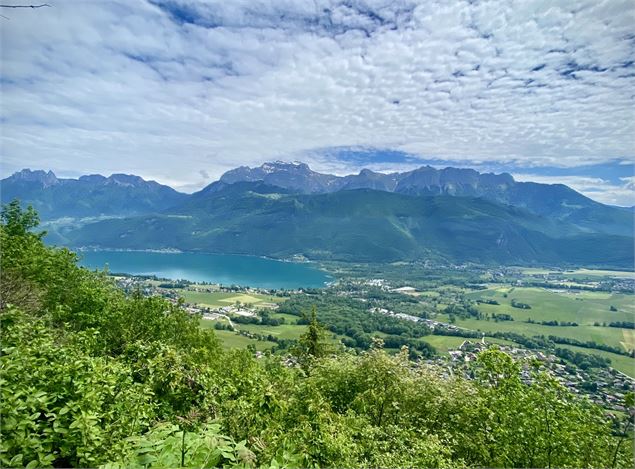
[239, 323, 307, 340]
[198, 318, 305, 340]
[213, 329, 277, 351]
[437, 313, 631, 352]
[421, 335, 516, 354]
[564, 268, 635, 279]
[201, 317, 345, 350]
[270, 312, 301, 323]
[464, 286, 634, 326]
[554, 344, 635, 378]
[519, 268, 635, 279]
[180, 290, 284, 308]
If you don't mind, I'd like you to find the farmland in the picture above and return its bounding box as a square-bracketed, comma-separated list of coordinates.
[132, 265, 634, 378]
[180, 290, 283, 308]
[463, 286, 634, 325]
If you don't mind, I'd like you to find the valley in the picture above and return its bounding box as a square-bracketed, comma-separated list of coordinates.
[5, 3, 635, 465]
[109, 263, 635, 383]
[2, 165, 633, 467]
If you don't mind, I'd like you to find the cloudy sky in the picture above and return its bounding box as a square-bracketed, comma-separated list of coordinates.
[1, 0, 634, 205]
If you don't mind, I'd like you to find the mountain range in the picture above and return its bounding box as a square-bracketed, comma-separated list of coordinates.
[214, 162, 632, 236]
[1, 163, 633, 267]
[0, 169, 187, 220]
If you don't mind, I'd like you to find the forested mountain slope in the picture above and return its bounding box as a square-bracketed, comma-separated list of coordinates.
[3, 163, 632, 238]
[0, 169, 187, 220]
[218, 162, 633, 236]
[63, 182, 634, 267]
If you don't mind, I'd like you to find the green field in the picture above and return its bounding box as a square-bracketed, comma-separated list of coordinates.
[202, 318, 344, 350]
[464, 286, 634, 326]
[180, 290, 284, 308]
[239, 323, 307, 340]
[271, 312, 301, 323]
[421, 335, 516, 354]
[520, 268, 635, 279]
[213, 329, 276, 350]
[555, 344, 635, 378]
[437, 314, 632, 352]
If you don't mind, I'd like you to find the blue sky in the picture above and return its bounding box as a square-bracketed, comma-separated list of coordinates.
[0, 0, 634, 205]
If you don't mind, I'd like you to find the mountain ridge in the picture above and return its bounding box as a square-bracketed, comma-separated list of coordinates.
[59, 181, 634, 268]
[2, 163, 633, 263]
[0, 169, 187, 220]
[211, 162, 632, 236]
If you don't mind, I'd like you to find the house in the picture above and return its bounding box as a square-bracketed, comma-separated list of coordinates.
[392, 286, 417, 293]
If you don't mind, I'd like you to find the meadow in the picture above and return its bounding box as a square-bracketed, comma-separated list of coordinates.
[420, 335, 516, 354]
[437, 315, 633, 352]
[180, 290, 283, 308]
[554, 344, 635, 377]
[463, 286, 634, 326]
[519, 268, 635, 279]
[239, 323, 307, 340]
[212, 329, 277, 351]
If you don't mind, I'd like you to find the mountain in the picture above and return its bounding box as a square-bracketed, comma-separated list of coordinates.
[62, 182, 633, 267]
[220, 161, 342, 193]
[215, 162, 632, 236]
[3, 164, 632, 267]
[0, 169, 188, 220]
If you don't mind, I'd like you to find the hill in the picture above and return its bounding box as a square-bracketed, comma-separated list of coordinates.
[218, 162, 633, 236]
[0, 169, 187, 220]
[62, 182, 633, 267]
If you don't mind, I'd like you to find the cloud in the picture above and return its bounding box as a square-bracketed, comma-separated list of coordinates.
[513, 173, 635, 207]
[1, 0, 634, 201]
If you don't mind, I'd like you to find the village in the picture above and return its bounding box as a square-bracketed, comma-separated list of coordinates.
[439, 340, 634, 414]
[111, 273, 634, 414]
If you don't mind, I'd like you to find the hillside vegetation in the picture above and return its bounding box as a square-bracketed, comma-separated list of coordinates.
[0, 169, 187, 220]
[64, 183, 634, 267]
[1, 201, 633, 468]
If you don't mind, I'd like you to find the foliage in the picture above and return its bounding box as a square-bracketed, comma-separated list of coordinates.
[292, 306, 329, 369]
[1, 202, 633, 468]
[280, 293, 436, 355]
[0, 307, 155, 468]
[104, 423, 255, 468]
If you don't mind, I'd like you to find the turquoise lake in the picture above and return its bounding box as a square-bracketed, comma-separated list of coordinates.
[77, 250, 331, 289]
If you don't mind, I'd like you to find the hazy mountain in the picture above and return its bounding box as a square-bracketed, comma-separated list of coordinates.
[220, 161, 341, 193]
[0, 169, 187, 220]
[3, 164, 632, 266]
[62, 182, 633, 268]
[214, 162, 632, 236]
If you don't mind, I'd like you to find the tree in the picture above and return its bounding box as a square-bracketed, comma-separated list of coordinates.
[1, 199, 41, 237]
[293, 306, 329, 369]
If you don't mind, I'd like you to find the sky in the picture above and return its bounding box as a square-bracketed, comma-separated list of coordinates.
[1, 0, 634, 205]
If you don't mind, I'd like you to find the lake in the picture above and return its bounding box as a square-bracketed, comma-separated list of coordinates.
[77, 250, 331, 289]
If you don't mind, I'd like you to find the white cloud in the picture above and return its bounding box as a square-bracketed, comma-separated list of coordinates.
[1, 0, 634, 201]
[513, 173, 635, 206]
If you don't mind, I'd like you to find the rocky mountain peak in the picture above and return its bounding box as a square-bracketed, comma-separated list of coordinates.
[8, 169, 59, 188]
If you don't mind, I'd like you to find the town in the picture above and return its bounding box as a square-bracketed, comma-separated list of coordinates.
[110, 265, 634, 414]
